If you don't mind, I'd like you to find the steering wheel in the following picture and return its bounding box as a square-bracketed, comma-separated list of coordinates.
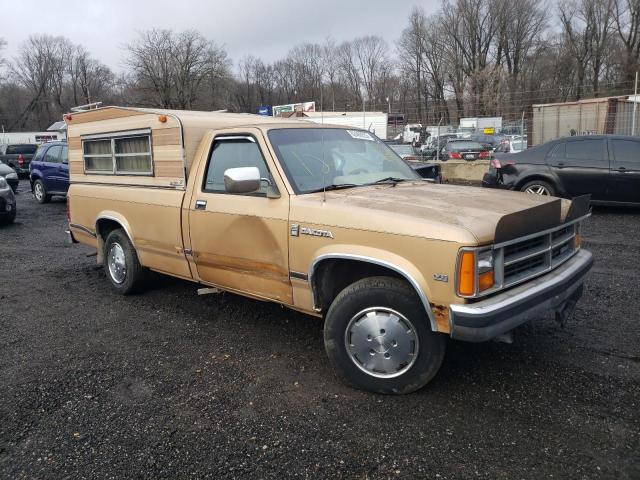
[299, 152, 331, 174]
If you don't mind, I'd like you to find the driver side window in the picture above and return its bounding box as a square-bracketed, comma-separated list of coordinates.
[203, 138, 270, 195]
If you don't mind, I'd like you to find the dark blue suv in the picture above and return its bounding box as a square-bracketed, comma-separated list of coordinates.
[29, 141, 69, 203]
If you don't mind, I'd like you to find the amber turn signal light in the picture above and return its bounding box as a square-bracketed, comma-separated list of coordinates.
[158, 114, 167, 123]
[478, 270, 495, 292]
[458, 251, 475, 296]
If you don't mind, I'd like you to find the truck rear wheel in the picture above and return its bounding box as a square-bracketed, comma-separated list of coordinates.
[103, 229, 145, 295]
[323, 276, 446, 394]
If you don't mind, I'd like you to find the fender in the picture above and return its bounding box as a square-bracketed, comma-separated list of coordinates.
[95, 212, 137, 264]
[308, 245, 438, 332]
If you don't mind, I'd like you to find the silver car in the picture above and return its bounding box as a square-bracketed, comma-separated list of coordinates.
[0, 164, 17, 224]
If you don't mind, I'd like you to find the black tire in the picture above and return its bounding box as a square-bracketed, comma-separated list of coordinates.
[324, 276, 446, 394]
[0, 210, 16, 225]
[103, 228, 146, 295]
[33, 179, 51, 204]
[520, 179, 556, 197]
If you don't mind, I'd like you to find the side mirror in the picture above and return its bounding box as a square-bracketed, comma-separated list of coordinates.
[224, 167, 261, 194]
[223, 167, 280, 198]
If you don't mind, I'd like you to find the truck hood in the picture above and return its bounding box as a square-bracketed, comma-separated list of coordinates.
[293, 182, 571, 244]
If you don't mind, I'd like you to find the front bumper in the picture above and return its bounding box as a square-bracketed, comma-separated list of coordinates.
[449, 249, 593, 342]
[0, 195, 16, 217]
[6, 178, 19, 192]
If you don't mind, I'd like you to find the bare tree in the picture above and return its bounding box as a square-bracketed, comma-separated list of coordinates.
[69, 46, 114, 106]
[125, 29, 230, 109]
[9, 35, 72, 129]
[442, 0, 501, 115]
[614, 0, 640, 82]
[496, 0, 548, 104]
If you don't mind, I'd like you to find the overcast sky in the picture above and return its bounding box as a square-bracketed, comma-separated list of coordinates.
[2, 0, 441, 72]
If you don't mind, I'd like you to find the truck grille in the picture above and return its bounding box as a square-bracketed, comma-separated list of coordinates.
[496, 222, 579, 290]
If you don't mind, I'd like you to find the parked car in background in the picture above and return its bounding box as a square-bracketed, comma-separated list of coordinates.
[0, 175, 16, 224]
[386, 143, 442, 182]
[469, 134, 507, 152]
[29, 141, 69, 204]
[388, 143, 424, 161]
[482, 135, 640, 205]
[497, 136, 527, 154]
[440, 140, 490, 161]
[420, 133, 458, 158]
[407, 161, 442, 183]
[0, 143, 38, 177]
[0, 162, 19, 193]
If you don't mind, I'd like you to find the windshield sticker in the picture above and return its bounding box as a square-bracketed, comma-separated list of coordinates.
[346, 130, 374, 141]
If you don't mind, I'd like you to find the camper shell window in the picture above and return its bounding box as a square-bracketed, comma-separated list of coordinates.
[82, 130, 153, 175]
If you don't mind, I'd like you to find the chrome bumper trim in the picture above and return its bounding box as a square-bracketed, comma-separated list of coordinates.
[449, 249, 593, 342]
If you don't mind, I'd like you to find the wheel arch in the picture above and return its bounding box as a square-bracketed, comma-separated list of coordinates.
[95, 213, 137, 265]
[309, 253, 438, 332]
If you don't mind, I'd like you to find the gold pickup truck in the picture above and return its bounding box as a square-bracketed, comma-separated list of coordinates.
[65, 107, 593, 394]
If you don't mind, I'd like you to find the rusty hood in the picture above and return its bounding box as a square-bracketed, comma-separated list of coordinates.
[293, 182, 574, 244]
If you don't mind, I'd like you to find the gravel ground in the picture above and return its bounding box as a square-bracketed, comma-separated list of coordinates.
[1, 180, 638, 479]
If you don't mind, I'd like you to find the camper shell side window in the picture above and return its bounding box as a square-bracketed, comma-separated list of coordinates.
[82, 129, 154, 176]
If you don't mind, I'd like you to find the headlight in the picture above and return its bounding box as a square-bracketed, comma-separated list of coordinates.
[0, 177, 8, 189]
[6, 172, 18, 180]
[457, 248, 495, 297]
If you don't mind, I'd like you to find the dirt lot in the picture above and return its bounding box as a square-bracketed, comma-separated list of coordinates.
[1, 181, 638, 479]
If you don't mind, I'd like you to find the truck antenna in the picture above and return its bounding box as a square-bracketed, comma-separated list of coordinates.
[321, 75, 327, 203]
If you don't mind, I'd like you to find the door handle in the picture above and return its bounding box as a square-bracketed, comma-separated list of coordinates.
[556, 162, 565, 168]
[195, 200, 207, 210]
[616, 167, 627, 173]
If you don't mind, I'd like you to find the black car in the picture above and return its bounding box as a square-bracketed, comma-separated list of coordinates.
[482, 135, 640, 206]
[440, 140, 490, 161]
[0, 143, 38, 177]
[469, 134, 507, 152]
[409, 161, 442, 183]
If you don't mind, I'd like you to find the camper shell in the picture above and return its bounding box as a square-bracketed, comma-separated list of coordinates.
[66, 106, 303, 189]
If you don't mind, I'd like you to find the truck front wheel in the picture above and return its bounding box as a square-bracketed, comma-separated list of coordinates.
[103, 229, 145, 295]
[323, 276, 446, 394]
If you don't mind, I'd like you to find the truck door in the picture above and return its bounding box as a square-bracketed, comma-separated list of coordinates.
[608, 138, 640, 204]
[187, 132, 292, 304]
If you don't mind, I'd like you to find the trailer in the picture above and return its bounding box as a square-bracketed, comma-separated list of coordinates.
[459, 117, 503, 134]
[303, 112, 388, 140]
[0, 131, 61, 144]
[529, 95, 640, 146]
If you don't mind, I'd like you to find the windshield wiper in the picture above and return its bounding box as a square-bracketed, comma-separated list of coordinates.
[307, 183, 359, 194]
[367, 177, 408, 185]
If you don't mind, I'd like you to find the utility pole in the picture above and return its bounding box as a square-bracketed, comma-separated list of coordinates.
[633, 71, 638, 136]
[362, 96, 366, 129]
[436, 117, 443, 162]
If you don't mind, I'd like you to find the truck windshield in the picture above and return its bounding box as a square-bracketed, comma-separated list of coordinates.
[268, 128, 419, 194]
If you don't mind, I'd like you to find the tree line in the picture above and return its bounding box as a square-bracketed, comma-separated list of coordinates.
[1, 0, 639, 131]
